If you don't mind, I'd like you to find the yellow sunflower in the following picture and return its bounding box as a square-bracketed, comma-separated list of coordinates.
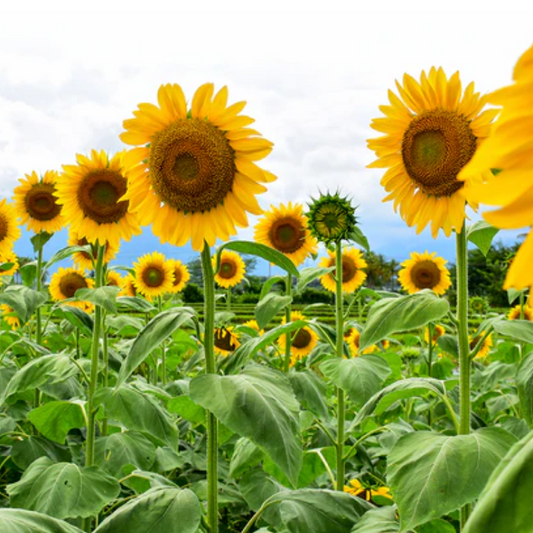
[344, 327, 377, 356]
[461, 44, 533, 292]
[120, 83, 276, 251]
[68, 231, 119, 271]
[278, 311, 318, 358]
[106, 270, 123, 287]
[398, 251, 451, 296]
[57, 150, 142, 247]
[368, 67, 497, 237]
[214, 327, 240, 356]
[0, 199, 21, 256]
[470, 331, 493, 359]
[13, 170, 64, 233]
[424, 324, 446, 346]
[242, 319, 264, 335]
[1, 304, 20, 330]
[0, 250, 19, 277]
[508, 304, 533, 321]
[133, 252, 174, 300]
[49, 267, 94, 311]
[254, 202, 318, 267]
[344, 479, 393, 503]
[319, 247, 367, 293]
[213, 250, 246, 288]
[166, 259, 190, 294]
[119, 273, 138, 297]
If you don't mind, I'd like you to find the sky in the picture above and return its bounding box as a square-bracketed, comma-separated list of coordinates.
[1, 1, 532, 275]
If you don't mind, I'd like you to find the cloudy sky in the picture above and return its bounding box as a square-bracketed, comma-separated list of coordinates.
[1, 1, 532, 274]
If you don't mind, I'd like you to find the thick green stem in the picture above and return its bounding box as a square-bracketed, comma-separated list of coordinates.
[519, 291, 525, 360]
[157, 296, 167, 385]
[200, 244, 218, 533]
[34, 244, 44, 410]
[102, 311, 109, 437]
[283, 272, 293, 373]
[427, 323, 434, 426]
[226, 287, 231, 312]
[334, 241, 345, 491]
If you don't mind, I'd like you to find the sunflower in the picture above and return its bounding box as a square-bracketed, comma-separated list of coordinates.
[0, 199, 21, 256]
[398, 251, 451, 295]
[214, 326, 240, 356]
[214, 250, 246, 288]
[106, 270, 123, 287]
[13, 170, 64, 233]
[241, 319, 264, 335]
[278, 311, 318, 358]
[49, 267, 94, 311]
[424, 324, 446, 346]
[508, 304, 533, 321]
[319, 247, 367, 293]
[68, 231, 119, 271]
[166, 259, 190, 294]
[367, 68, 497, 237]
[470, 296, 489, 315]
[57, 150, 142, 247]
[119, 273, 138, 297]
[133, 252, 174, 300]
[0, 250, 19, 277]
[470, 331, 493, 359]
[460, 44, 533, 292]
[344, 327, 377, 356]
[1, 304, 20, 330]
[344, 479, 393, 503]
[254, 202, 318, 267]
[120, 83, 276, 251]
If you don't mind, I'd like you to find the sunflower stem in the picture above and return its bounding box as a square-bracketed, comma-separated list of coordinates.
[519, 291, 525, 360]
[426, 323, 434, 426]
[226, 287, 231, 312]
[34, 242, 44, 410]
[102, 310, 109, 437]
[157, 296, 167, 385]
[334, 240, 345, 491]
[283, 272, 293, 373]
[201, 243, 219, 533]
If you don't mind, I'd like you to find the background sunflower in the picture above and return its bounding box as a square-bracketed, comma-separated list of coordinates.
[278, 311, 318, 358]
[508, 304, 533, 321]
[214, 327, 240, 356]
[68, 231, 119, 271]
[398, 251, 451, 295]
[49, 267, 94, 311]
[214, 250, 246, 289]
[0, 199, 21, 256]
[319, 247, 367, 293]
[133, 252, 174, 300]
[166, 259, 190, 294]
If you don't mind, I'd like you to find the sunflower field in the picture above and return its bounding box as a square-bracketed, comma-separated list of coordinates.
[1, 40, 533, 533]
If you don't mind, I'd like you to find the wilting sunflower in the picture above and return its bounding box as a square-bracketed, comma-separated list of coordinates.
[508, 304, 533, 321]
[368, 68, 497, 237]
[278, 311, 318, 358]
[13, 170, 63, 233]
[398, 251, 451, 295]
[424, 324, 446, 346]
[461, 44, 533, 292]
[106, 270, 123, 287]
[470, 331, 493, 359]
[49, 267, 94, 311]
[120, 83, 276, 251]
[213, 250, 246, 288]
[319, 247, 367, 293]
[0, 250, 19, 277]
[133, 252, 174, 300]
[119, 273, 138, 297]
[344, 479, 393, 503]
[214, 327, 240, 356]
[166, 259, 190, 294]
[255, 202, 318, 267]
[0, 199, 21, 256]
[68, 231, 119, 271]
[57, 150, 142, 247]
[1, 304, 20, 330]
[344, 327, 377, 356]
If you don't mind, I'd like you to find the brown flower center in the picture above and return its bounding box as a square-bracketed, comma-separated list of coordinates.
[292, 327, 312, 349]
[149, 119, 235, 214]
[218, 259, 237, 280]
[268, 217, 306, 254]
[25, 183, 62, 221]
[214, 328, 238, 352]
[77, 170, 129, 224]
[0, 215, 8, 241]
[142, 266, 165, 288]
[59, 272, 88, 298]
[173, 267, 182, 286]
[402, 108, 477, 197]
[410, 260, 441, 289]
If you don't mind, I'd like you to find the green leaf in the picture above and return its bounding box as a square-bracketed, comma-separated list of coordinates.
[229, 437, 264, 478]
[55, 306, 93, 336]
[351, 506, 399, 533]
[20, 261, 37, 287]
[463, 431, 533, 533]
[190, 364, 302, 486]
[507, 288, 526, 305]
[117, 307, 195, 387]
[436, 334, 459, 357]
[516, 353, 533, 426]
[10, 436, 71, 470]
[321, 355, 391, 407]
[75, 286, 120, 314]
[93, 487, 201, 533]
[117, 296, 156, 313]
[466, 221, 499, 256]
[94, 385, 179, 450]
[360, 291, 449, 351]
[493, 318, 533, 344]
[259, 275, 286, 300]
[288, 370, 329, 420]
[27, 401, 85, 444]
[218, 240, 300, 278]
[418, 519, 457, 533]
[348, 226, 370, 252]
[0, 286, 47, 324]
[31, 231, 54, 252]
[168, 395, 205, 424]
[43, 244, 91, 272]
[296, 267, 335, 292]
[0, 509, 84, 533]
[255, 293, 292, 330]
[7, 457, 120, 520]
[388, 428, 517, 532]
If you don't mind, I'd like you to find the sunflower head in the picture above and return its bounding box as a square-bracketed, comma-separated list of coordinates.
[470, 296, 489, 315]
[254, 202, 318, 267]
[119, 273, 138, 297]
[13, 170, 64, 234]
[166, 259, 190, 294]
[368, 68, 496, 238]
[470, 331, 493, 359]
[398, 251, 451, 296]
[319, 247, 367, 293]
[106, 270, 123, 287]
[133, 252, 174, 300]
[68, 231, 119, 271]
[214, 326, 240, 356]
[508, 304, 533, 322]
[0, 250, 19, 277]
[344, 327, 378, 356]
[306, 191, 357, 244]
[0, 199, 21, 256]
[1, 304, 20, 330]
[241, 319, 264, 336]
[49, 267, 95, 311]
[213, 250, 246, 288]
[278, 311, 318, 358]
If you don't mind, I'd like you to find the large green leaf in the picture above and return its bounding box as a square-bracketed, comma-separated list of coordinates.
[190, 364, 302, 486]
[0, 509, 84, 533]
[494, 318, 533, 344]
[116, 296, 155, 313]
[229, 437, 264, 478]
[27, 401, 85, 444]
[516, 353, 533, 426]
[463, 431, 533, 533]
[93, 487, 201, 533]
[321, 355, 391, 407]
[259, 275, 286, 300]
[0, 286, 47, 324]
[117, 307, 195, 386]
[466, 221, 499, 256]
[7, 457, 120, 520]
[94, 385, 179, 450]
[388, 428, 517, 532]
[31, 231, 54, 253]
[75, 286, 120, 314]
[288, 370, 329, 420]
[360, 291, 449, 351]
[10, 437, 71, 470]
[43, 245, 90, 271]
[55, 306, 93, 336]
[351, 506, 399, 533]
[296, 267, 335, 292]
[255, 293, 292, 330]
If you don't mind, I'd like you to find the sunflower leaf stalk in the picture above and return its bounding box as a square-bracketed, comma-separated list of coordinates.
[283, 273, 293, 373]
